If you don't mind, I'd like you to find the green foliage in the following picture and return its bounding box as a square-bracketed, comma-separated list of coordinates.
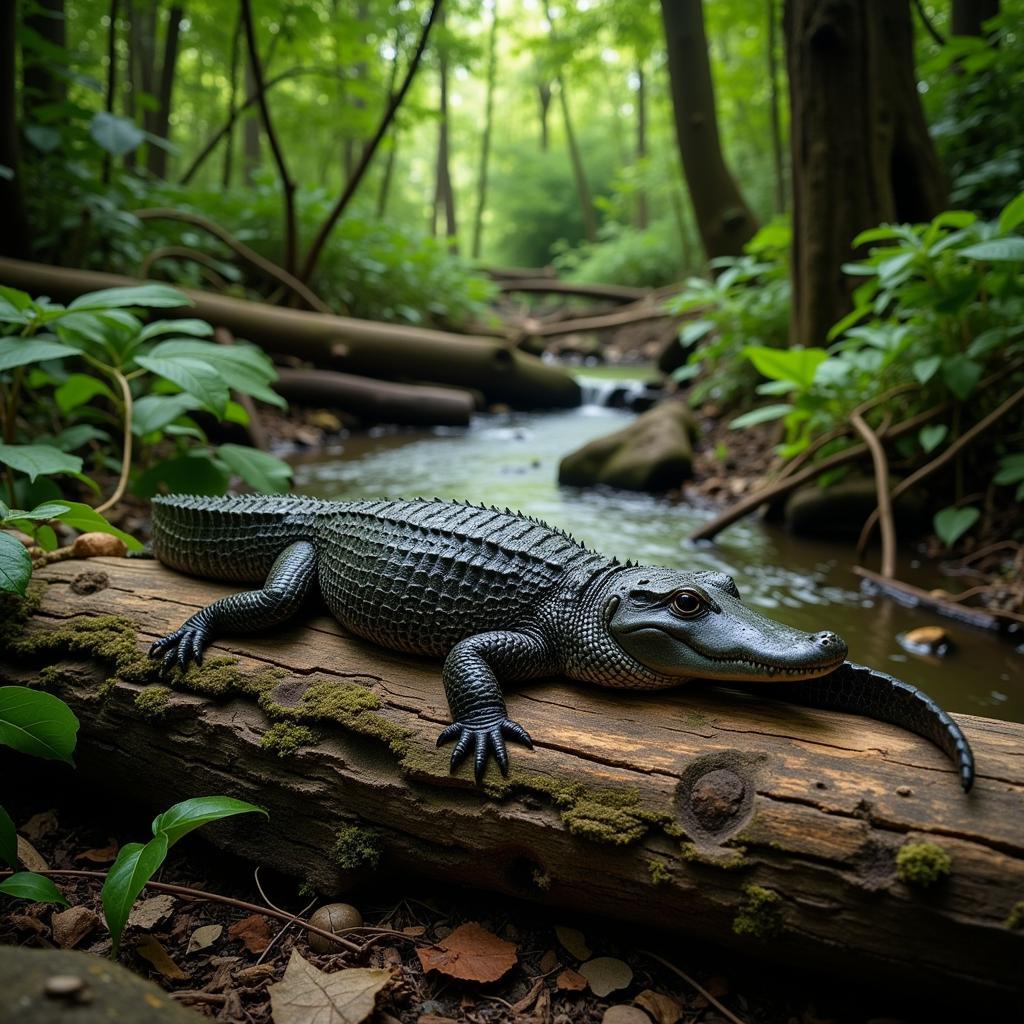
[667, 220, 792, 407]
[554, 217, 684, 288]
[934, 506, 980, 548]
[0, 685, 80, 764]
[103, 796, 266, 955]
[0, 872, 69, 906]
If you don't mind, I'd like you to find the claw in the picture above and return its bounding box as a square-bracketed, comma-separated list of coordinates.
[473, 738, 488, 784]
[436, 716, 533, 782]
[501, 720, 533, 748]
[436, 722, 462, 746]
[450, 730, 473, 769]
[491, 730, 509, 776]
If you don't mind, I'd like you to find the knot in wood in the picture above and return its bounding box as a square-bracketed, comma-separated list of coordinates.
[689, 768, 746, 834]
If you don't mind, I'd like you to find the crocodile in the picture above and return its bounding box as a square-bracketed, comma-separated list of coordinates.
[148, 494, 975, 790]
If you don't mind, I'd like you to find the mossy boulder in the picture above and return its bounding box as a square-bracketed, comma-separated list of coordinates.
[558, 401, 696, 493]
[783, 474, 926, 541]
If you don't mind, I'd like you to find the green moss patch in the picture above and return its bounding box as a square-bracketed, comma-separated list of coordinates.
[333, 824, 383, 870]
[648, 859, 672, 886]
[134, 686, 172, 721]
[1004, 900, 1024, 931]
[896, 842, 952, 888]
[261, 722, 317, 757]
[732, 884, 783, 940]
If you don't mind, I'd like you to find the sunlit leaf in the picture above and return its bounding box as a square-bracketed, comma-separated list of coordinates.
[0, 685, 79, 762]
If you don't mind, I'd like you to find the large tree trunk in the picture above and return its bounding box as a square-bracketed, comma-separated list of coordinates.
[471, 2, 499, 260]
[951, 0, 999, 35]
[222, 11, 242, 187]
[785, 0, 948, 346]
[766, 0, 786, 213]
[21, 0, 66, 122]
[432, 10, 458, 252]
[660, 0, 759, 260]
[635, 64, 648, 229]
[0, 1, 30, 258]
[242, 53, 261, 185]
[0, 259, 582, 409]
[1, 560, 1020, 1005]
[145, 4, 182, 179]
[557, 80, 597, 243]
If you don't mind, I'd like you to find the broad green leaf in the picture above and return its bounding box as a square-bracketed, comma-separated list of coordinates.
[145, 340, 285, 409]
[24, 124, 61, 153]
[50, 502, 144, 552]
[2, 501, 70, 522]
[997, 192, 1024, 235]
[671, 363, 701, 383]
[919, 425, 948, 454]
[994, 454, 1024, 486]
[0, 685, 79, 763]
[0, 872, 68, 906]
[132, 394, 201, 436]
[0, 286, 32, 312]
[743, 346, 827, 390]
[0, 804, 16, 868]
[55, 374, 115, 413]
[101, 834, 168, 955]
[0, 444, 83, 481]
[0, 337, 79, 372]
[941, 355, 982, 400]
[151, 796, 268, 849]
[959, 238, 1024, 262]
[967, 327, 1009, 359]
[217, 445, 292, 493]
[68, 284, 190, 312]
[138, 319, 214, 342]
[51, 425, 110, 451]
[89, 111, 145, 156]
[728, 404, 793, 429]
[852, 225, 905, 246]
[0, 532, 32, 595]
[913, 356, 942, 384]
[134, 454, 229, 498]
[134, 355, 229, 417]
[31, 525, 58, 552]
[826, 304, 871, 341]
[679, 320, 714, 347]
[934, 506, 980, 548]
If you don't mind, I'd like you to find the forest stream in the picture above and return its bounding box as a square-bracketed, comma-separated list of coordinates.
[290, 371, 1024, 726]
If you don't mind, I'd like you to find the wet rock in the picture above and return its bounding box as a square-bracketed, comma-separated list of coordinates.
[899, 626, 953, 657]
[558, 402, 696, 493]
[783, 475, 926, 540]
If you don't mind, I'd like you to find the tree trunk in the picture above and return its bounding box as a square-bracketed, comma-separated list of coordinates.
[660, 0, 758, 260]
[635, 64, 648, 230]
[433, 10, 458, 252]
[471, 2, 499, 260]
[557, 81, 597, 243]
[100, 0, 121, 185]
[537, 79, 551, 151]
[145, 4, 182, 179]
[951, 0, 999, 35]
[785, 0, 948, 346]
[22, 0, 66, 122]
[242, 53, 261, 185]
[222, 12, 242, 187]
[0, 0, 30, 257]
[767, 0, 786, 213]
[0, 259, 582, 409]
[2, 561, 1020, 1005]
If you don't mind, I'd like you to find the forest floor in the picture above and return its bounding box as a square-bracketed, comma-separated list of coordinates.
[3, 780, 937, 1024]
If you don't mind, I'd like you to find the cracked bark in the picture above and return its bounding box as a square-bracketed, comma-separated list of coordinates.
[1, 558, 1021, 1002]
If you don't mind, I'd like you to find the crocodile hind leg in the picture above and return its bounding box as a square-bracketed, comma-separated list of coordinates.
[436, 630, 554, 782]
[149, 541, 317, 673]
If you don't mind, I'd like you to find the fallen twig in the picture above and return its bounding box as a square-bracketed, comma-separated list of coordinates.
[851, 410, 896, 578]
[640, 950, 747, 1024]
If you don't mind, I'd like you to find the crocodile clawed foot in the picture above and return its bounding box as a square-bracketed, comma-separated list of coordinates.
[436, 717, 533, 783]
[149, 621, 210, 675]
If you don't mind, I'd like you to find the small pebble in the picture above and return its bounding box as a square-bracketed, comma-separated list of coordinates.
[72, 532, 127, 558]
[896, 785, 912, 797]
[44, 975, 87, 1001]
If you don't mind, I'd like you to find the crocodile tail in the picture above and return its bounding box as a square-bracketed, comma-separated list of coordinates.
[724, 661, 975, 792]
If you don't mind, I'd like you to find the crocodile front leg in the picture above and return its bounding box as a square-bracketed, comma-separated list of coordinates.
[436, 630, 555, 782]
[149, 541, 317, 672]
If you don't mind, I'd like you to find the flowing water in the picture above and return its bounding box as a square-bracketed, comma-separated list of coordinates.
[290, 375, 1023, 723]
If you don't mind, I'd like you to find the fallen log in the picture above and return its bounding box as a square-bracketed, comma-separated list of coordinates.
[494, 278, 648, 303]
[0, 259, 580, 410]
[272, 367, 475, 427]
[1, 559, 1021, 1001]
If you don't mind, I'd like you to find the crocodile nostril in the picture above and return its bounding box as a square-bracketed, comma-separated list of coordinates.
[814, 631, 842, 648]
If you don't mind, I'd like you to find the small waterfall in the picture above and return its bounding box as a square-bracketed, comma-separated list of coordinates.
[576, 375, 663, 411]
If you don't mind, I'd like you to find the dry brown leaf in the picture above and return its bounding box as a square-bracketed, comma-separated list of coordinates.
[603, 1006, 650, 1024]
[533, 986, 551, 1022]
[416, 922, 518, 984]
[402, 925, 426, 937]
[269, 948, 391, 1024]
[556, 968, 588, 992]
[9, 913, 47, 936]
[634, 990, 682, 1024]
[539, 949, 559, 973]
[21, 810, 58, 840]
[51, 906, 99, 949]
[16, 835, 48, 872]
[228, 913, 273, 953]
[75, 837, 120, 864]
[186, 923, 223, 955]
[136, 934, 188, 980]
[554, 925, 591, 960]
[579, 957, 634, 997]
[128, 894, 176, 930]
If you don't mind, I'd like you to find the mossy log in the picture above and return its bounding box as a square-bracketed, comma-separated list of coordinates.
[0, 258, 580, 410]
[1, 559, 1022, 1002]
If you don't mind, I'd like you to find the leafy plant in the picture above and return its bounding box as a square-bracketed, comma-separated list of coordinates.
[103, 796, 267, 955]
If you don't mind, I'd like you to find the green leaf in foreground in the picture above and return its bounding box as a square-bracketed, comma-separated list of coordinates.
[0, 872, 68, 906]
[0, 531, 32, 596]
[151, 796, 268, 849]
[217, 444, 293, 493]
[934, 506, 980, 548]
[728, 403, 793, 430]
[0, 804, 17, 868]
[50, 501, 144, 552]
[959, 237, 1024, 262]
[0, 444, 83, 482]
[0, 337, 80, 373]
[68, 283, 190, 311]
[0, 685, 80, 763]
[101, 834, 169, 956]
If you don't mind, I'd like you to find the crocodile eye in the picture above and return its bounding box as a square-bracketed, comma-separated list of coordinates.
[670, 589, 705, 619]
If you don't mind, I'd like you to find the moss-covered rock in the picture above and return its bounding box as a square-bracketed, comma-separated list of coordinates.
[784, 474, 926, 541]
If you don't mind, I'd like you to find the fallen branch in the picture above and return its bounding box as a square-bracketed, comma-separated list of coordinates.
[139, 245, 234, 282]
[495, 278, 647, 303]
[133, 208, 333, 314]
[850, 411, 896, 578]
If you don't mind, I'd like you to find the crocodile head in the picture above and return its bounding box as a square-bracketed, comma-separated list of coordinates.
[603, 567, 847, 682]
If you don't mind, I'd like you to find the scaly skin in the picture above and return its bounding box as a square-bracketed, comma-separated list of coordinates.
[149, 494, 975, 790]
